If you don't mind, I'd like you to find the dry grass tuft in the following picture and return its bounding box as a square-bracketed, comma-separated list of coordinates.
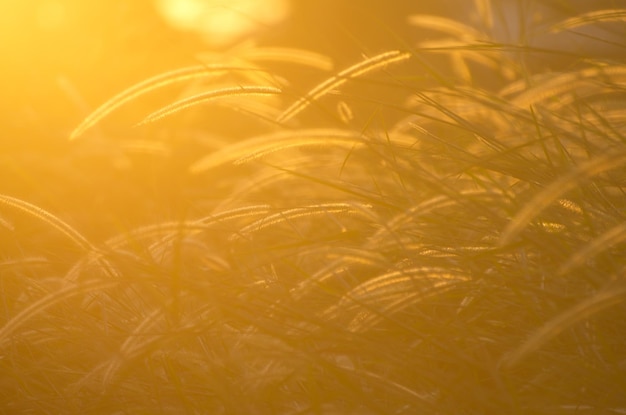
[4, 2, 626, 413]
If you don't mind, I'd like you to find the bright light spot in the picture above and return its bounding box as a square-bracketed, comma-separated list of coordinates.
[155, 0, 290, 46]
[37, 1, 68, 30]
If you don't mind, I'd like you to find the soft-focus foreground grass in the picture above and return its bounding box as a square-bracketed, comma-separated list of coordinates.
[1, 1, 626, 414]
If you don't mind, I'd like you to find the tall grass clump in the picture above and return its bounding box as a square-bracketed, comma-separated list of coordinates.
[2, 1, 626, 413]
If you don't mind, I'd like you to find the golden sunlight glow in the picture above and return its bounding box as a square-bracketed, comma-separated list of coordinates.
[155, 0, 290, 46]
[3, 1, 626, 412]
[37, 1, 68, 30]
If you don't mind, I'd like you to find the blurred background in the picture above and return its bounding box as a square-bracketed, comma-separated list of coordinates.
[1, 0, 621, 144]
[0, 0, 621, 240]
[0, 0, 417, 143]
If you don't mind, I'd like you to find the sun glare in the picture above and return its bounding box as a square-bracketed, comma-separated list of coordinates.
[155, 0, 290, 46]
[36, 0, 68, 30]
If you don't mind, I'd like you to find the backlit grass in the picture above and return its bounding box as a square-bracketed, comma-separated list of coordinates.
[1, 1, 626, 413]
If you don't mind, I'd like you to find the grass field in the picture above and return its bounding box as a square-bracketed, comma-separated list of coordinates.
[1, 1, 626, 413]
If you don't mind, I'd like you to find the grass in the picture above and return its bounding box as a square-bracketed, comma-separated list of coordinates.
[1, 1, 626, 413]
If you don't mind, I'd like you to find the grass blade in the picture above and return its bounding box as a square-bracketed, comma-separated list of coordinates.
[231, 202, 373, 240]
[189, 128, 367, 173]
[558, 221, 626, 275]
[408, 14, 485, 39]
[137, 85, 282, 125]
[70, 64, 269, 139]
[237, 46, 334, 71]
[276, 50, 411, 123]
[0, 194, 95, 252]
[552, 9, 626, 31]
[500, 281, 626, 370]
[499, 149, 626, 246]
[0, 279, 119, 348]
